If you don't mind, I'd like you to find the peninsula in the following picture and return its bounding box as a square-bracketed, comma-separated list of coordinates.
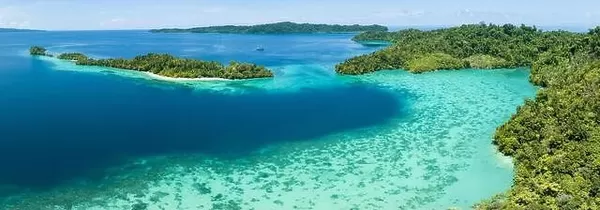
[149, 22, 388, 34]
[336, 23, 600, 209]
[30, 47, 273, 80]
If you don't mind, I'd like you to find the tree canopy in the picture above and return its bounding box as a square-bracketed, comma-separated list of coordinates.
[29, 46, 51, 56]
[150, 22, 388, 34]
[337, 24, 600, 209]
[57, 53, 88, 61]
[336, 24, 574, 74]
[31, 50, 273, 80]
[74, 53, 273, 79]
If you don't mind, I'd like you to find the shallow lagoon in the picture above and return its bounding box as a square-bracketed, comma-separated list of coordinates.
[0, 31, 536, 209]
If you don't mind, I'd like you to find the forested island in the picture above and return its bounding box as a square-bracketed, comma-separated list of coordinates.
[0, 28, 44, 32]
[29, 46, 52, 56]
[336, 23, 600, 209]
[29, 47, 273, 79]
[150, 22, 388, 34]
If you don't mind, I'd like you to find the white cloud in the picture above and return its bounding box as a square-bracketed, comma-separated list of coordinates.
[110, 18, 125, 23]
[403, 10, 425, 17]
[201, 7, 225, 14]
[455, 9, 518, 24]
[100, 17, 128, 27]
[0, 6, 31, 28]
[374, 9, 425, 19]
[585, 12, 600, 19]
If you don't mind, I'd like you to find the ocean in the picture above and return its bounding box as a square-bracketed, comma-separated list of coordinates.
[0, 31, 536, 209]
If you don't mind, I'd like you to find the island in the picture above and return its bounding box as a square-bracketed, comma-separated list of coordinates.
[149, 22, 388, 34]
[335, 23, 600, 209]
[0, 28, 44, 32]
[29, 46, 52, 56]
[30, 46, 273, 80]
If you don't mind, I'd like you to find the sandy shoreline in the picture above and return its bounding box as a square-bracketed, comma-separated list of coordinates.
[145, 72, 231, 82]
[38, 55, 232, 82]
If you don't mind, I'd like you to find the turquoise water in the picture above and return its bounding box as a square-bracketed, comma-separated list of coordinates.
[355, 41, 392, 47]
[0, 31, 536, 209]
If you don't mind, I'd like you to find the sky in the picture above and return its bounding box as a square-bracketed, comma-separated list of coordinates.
[1, 0, 600, 30]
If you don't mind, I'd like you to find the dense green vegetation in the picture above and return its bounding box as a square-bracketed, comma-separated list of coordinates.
[57, 52, 88, 61]
[75, 53, 272, 79]
[150, 21, 388, 34]
[406, 53, 467, 73]
[336, 24, 563, 74]
[35, 51, 273, 79]
[351, 28, 425, 42]
[29, 46, 51, 56]
[351, 31, 398, 42]
[464, 55, 509, 69]
[337, 23, 600, 209]
[475, 52, 600, 209]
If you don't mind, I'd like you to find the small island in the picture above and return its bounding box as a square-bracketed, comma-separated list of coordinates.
[0, 28, 45, 32]
[30, 46, 273, 80]
[29, 46, 52, 56]
[150, 22, 388, 34]
[335, 23, 600, 209]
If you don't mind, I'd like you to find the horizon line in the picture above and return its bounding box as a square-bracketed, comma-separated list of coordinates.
[3, 23, 597, 32]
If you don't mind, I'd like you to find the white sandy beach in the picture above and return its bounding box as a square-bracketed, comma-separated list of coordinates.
[144, 72, 231, 82]
[35, 55, 232, 83]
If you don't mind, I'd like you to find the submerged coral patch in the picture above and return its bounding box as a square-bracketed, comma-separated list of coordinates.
[3, 68, 536, 209]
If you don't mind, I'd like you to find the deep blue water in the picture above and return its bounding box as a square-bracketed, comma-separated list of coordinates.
[0, 31, 401, 193]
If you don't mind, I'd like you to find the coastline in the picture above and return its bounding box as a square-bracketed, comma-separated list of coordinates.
[492, 145, 514, 169]
[144, 72, 231, 82]
[37, 55, 234, 82]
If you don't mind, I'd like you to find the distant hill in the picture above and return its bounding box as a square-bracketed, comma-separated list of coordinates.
[150, 22, 388, 34]
[0, 28, 44, 32]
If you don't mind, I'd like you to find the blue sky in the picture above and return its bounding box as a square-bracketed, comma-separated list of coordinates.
[1, 0, 600, 30]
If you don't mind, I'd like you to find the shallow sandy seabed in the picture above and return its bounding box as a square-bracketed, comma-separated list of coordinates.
[5, 63, 536, 210]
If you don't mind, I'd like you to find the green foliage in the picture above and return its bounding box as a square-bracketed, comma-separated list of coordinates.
[57, 53, 88, 61]
[337, 23, 570, 74]
[465, 55, 510, 69]
[32, 48, 273, 80]
[338, 23, 600, 209]
[151, 22, 388, 34]
[492, 57, 600, 209]
[406, 53, 467, 73]
[585, 27, 600, 58]
[29, 46, 48, 56]
[334, 47, 405, 75]
[352, 31, 396, 42]
[352, 28, 425, 42]
[74, 53, 273, 79]
[473, 193, 510, 210]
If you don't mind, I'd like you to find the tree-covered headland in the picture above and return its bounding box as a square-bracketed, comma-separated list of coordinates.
[337, 23, 600, 209]
[150, 21, 388, 34]
[30, 48, 273, 80]
[337, 24, 573, 74]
